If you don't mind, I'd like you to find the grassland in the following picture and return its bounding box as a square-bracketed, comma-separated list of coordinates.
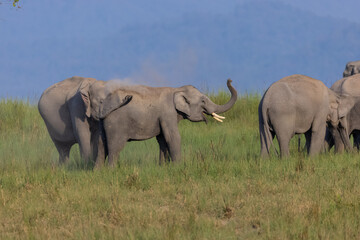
[0, 95, 360, 239]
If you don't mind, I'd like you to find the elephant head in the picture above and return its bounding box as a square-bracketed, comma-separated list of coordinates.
[327, 93, 356, 151]
[174, 79, 237, 122]
[79, 80, 132, 120]
[343, 61, 360, 77]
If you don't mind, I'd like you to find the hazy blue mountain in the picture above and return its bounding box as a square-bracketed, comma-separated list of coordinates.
[1, 0, 360, 97]
[277, 0, 360, 24]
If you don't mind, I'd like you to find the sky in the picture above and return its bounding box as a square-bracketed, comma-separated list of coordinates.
[1, 0, 360, 98]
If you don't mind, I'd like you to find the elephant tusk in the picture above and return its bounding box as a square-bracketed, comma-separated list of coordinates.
[212, 113, 225, 119]
[213, 117, 223, 122]
[211, 113, 224, 122]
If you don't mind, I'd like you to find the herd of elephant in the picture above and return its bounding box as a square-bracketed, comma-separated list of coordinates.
[38, 76, 237, 168]
[37, 60, 360, 168]
[259, 60, 360, 157]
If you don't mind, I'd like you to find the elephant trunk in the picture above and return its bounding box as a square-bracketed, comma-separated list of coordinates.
[214, 79, 237, 114]
[339, 127, 352, 151]
[205, 79, 237, 121]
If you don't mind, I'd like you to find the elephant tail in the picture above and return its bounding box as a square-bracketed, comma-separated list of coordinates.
[258, 98, 275, 157]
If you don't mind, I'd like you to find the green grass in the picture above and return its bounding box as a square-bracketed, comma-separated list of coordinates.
[0, 96, 360, 239]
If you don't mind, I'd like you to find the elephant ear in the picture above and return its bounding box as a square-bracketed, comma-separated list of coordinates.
[174, 92, 191, 117]
[99, 91, 133, 119]
[328, 100, 339, 124]
[79, 80, 92, 118]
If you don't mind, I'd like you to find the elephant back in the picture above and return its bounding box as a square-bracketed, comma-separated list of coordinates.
[334, 74, 360, 96]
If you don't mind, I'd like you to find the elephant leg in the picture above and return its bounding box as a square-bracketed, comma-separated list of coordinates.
[352, 131, 360, 150]
[324, 128, 334, 152]
[71, 118, 92, 163]
[304, 130, 312, 154]
[69, 97, 93, 163]
[94, 138, 106, 169]
[273, 122, 292, 158]
[92, 126, 107, 169]
[77, 138, 91, 163]
[308, 124, 326, 156]
[53, 140, 72, 164]
[161, 124, 181, 162]
[331, 128, 345, 153]
[276, 133, 291, 158]
[74, 124, 92, 163]
[271, 114, 294, 158]
[107, 139, 127, 168]
[156, 134, 170, 165]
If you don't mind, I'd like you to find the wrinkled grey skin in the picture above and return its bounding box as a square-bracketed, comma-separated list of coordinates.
[96, 79, 237, 167]
[343, 60, 360, 77]
[327, 74, 360, 152]
[38, 76, 132, 164]
[259, 74, 354, 158]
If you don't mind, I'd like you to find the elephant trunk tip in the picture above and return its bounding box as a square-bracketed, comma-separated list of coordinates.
[208, 78, 237, 115]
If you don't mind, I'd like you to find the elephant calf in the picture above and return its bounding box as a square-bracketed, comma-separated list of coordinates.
[95, 79, 237, 167]
[259, 74, 354, 158]
[327, 74, 360, 152]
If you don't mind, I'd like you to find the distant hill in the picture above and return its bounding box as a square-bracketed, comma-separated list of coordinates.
[90, 1, 360, 91]
[2, 0, 360, 96]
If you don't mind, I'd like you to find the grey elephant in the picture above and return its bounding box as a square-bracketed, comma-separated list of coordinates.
[327, 74, 360, 152]
[327, 100, 360, 152]
[259, 74, 354, 158]
[343, 60, 360, 77]
[94, 79, 237, 167]
[38, 76, 132, 164]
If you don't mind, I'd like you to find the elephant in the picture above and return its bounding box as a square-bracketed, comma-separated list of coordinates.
[259, 74, 354, 158]
[327, 74, 360, 152]
[94, 79, 237, 167]
[38, 76, 132, 164]
[326, 100, 360, 152]
[343, 60, 360, 77]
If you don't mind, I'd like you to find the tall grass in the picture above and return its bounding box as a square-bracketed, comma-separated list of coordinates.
[0, 95, 359, 239]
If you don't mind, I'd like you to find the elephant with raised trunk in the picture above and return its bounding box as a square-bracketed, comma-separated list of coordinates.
[95, 79, 237, 167]
[259, 74, 354, 158]
[38, 76, 132, 164]
[343, 60, 360, 77]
